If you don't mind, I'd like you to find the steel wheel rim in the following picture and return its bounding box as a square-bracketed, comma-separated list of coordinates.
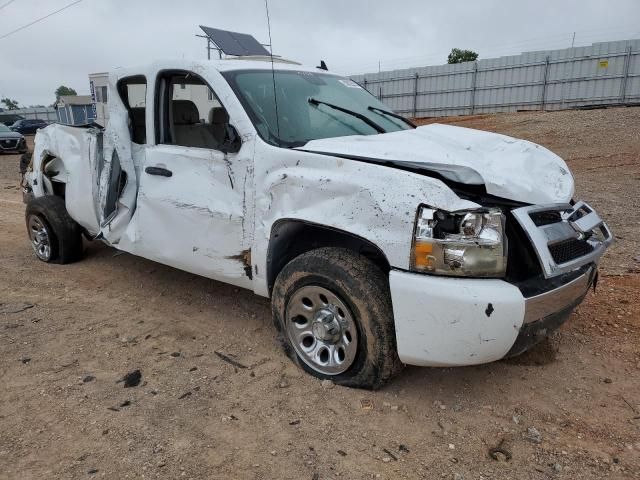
[285, 285, 358, 375]
[28, 215, 51, 261]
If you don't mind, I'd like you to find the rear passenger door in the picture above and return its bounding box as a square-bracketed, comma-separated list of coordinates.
[126, 70, 253, 289]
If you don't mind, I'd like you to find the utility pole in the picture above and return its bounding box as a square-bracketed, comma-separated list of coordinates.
[571, 32, 576, 48]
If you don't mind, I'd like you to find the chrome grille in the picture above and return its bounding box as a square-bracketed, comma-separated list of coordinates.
[512, 201, 613, 278]
[548, 238, 594, 264]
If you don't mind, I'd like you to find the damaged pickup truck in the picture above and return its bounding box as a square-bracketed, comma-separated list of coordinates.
[24, 57, 612, 388]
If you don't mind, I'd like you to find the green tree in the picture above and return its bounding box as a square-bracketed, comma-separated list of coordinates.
[1, 98, 20, 110]
[54, 85, 78, 101]
[447, 48, 479, 64]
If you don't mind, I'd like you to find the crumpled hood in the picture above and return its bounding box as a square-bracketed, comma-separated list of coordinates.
[299, 124, 574, 205]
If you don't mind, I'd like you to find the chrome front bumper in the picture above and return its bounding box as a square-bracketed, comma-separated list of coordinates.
[506, 266, 597, 357]
[523, 265, 597, 324]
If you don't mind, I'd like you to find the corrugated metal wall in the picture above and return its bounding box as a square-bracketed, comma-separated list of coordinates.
[350, 39, 640, 118]
[9, 107, 57, 122]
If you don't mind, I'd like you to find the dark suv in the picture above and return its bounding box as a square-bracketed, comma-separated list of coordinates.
[11, 119, 49, 135]
[0, 123, 27, 153]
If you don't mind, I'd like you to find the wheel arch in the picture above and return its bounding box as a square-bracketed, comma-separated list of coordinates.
[33, 153, 68, 199]
[266, 219, 391, 296]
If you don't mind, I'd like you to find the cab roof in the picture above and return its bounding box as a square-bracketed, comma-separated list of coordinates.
[112, 57, 336, 79]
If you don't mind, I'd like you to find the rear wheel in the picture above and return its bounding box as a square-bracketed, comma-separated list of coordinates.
[25, 196, 83, 264]
[272, 247, 402, 389]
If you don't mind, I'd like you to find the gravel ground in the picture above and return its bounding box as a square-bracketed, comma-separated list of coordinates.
[1, 110, 639, 480]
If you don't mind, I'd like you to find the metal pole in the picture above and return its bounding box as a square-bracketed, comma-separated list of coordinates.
[378, 86, 382, 101]
[541, 55, 550, 110]
[620, 45, 632, 104]
[196, 34, 210, 60]
[412, 73, 419, 118]
[470, 62, 478, 115]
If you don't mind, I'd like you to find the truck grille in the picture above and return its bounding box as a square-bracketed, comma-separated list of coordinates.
[549, 238, 594, 264]
[512, 201, 612, 278]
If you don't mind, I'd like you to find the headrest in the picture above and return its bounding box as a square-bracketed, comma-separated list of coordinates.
[209, 107, 229, 125]
[172, 100, 199, 125]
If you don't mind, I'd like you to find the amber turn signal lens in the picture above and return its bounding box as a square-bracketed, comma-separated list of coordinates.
[412, 240, 434, 271]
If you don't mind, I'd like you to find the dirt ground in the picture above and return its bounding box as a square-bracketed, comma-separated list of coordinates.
[1, 108, 639, 480]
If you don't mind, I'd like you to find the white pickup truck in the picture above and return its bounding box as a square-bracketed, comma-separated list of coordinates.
[24, 57, 612, 388]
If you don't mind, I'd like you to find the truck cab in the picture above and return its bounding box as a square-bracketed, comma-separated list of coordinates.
[24, 58, 612, 388]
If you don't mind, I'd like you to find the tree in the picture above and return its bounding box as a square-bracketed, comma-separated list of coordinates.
[447, 48, 479, 64]
[55, 85, 78, 101]
[1, 98, 20, 110]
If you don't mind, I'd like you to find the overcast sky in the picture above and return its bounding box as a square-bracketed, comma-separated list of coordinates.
[1, 0, 639, 106]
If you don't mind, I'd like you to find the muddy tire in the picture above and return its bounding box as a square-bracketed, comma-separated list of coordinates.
[25, 196, 83, 264]
[272, 247, 402, 389]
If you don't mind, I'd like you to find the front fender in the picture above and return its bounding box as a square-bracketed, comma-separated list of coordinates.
[251, 143, 479, 296]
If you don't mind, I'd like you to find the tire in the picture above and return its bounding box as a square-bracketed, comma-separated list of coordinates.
[25, 195, 83, 264]
[272, 247, 402, 389]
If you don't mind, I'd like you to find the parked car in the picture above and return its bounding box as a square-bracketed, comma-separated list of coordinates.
[11, 118, 48, 135]
[0, 123, 27, 154]
[23, 58, 612, 389]
[0, 113, 24, 126]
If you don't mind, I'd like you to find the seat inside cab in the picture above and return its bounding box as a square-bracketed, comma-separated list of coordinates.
[165, 75, 230, 151]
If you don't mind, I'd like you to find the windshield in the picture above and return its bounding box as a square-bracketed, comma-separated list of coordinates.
[0, 124, 11, 133]
[223, 69, 412, 147]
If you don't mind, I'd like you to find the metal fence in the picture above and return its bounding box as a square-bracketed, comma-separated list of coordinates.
[7, 107, 57, 122]
[350, 39, 640, 118]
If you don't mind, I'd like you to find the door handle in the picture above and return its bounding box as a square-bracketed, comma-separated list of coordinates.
[145, 166, 173, 177]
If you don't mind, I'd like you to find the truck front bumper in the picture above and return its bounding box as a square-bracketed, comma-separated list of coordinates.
[389, 266, 597, 367]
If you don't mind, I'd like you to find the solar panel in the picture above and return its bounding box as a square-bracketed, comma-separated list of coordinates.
[199, 26, 270, 57]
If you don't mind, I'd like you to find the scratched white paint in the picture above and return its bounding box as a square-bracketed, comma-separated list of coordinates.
[28, 59, 589, 367]
[250, 143, 478, 296]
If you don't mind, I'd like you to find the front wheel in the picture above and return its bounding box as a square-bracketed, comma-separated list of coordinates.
[272, 247, 402, 389]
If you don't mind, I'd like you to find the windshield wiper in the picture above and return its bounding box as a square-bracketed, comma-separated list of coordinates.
[308, 98, 386, 134]
[368, 106, 416, 128]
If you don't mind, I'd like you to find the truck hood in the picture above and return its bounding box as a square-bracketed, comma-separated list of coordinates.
[298, 124, 574, 205]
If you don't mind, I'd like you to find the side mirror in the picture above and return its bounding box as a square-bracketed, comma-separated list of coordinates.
[219, 124, 241, 154]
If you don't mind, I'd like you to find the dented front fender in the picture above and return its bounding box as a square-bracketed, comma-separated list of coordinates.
[251, 142, 479, 296]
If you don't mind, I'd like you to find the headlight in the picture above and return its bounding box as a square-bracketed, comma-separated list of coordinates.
[411, 206, 507, 277]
